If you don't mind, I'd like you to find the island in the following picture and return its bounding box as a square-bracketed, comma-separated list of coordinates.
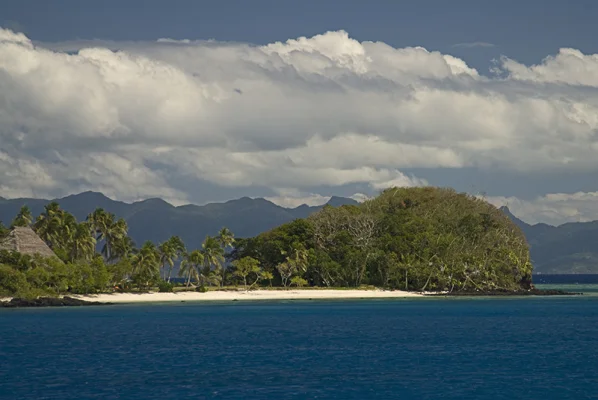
[0, 186, 576, 307]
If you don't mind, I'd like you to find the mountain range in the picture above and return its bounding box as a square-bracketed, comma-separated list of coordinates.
[0, 191, 357, 249]
[0, 191, 596, 274]
[499, 207, 598, 274]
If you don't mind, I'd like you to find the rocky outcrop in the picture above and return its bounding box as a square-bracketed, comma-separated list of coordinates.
[0, 296, 112, 308]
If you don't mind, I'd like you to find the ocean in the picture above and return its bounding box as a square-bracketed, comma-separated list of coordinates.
[1, 285, 597, 399]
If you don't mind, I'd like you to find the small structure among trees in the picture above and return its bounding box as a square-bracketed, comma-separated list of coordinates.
[0, 227, 57, 259]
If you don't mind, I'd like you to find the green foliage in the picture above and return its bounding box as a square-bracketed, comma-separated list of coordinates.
[158, 236, 186, 282]
[0, 186, 532, 296]
[290, 276, 308, 287]
[158, 281, 175, 293]
[25, 266, 51, 289]
[231, 187, 532, 292]
[179, 249, 204, 287]
[0, 250, 34, 272]
[87, 208, 129, 261]
[0, 264, 30, 296]
[131, 241, 160, 289]
[12, 205, 33, 227]
[196, 285, 208, 293]
[108, 258, 133, 289]
[232, 256, 262, 289]
[0, 221, 9, 237]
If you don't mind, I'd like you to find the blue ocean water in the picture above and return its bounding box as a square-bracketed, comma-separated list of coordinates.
[1, 297, 597, 400]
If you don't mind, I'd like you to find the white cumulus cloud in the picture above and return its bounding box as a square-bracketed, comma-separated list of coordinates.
[487, 192, 598, 225]
[1, 28, 598, 221]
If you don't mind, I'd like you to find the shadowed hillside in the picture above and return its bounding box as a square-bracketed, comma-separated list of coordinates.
[1, 192, 596, 273]
[500, 206, 598, 274]
[0, 192, 357, 249]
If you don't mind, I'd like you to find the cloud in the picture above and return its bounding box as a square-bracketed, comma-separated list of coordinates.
[500, 48, 598, 87]
[264, 188, 332, 208]
[452, 42, 496, 48]
[1, 28, 598, 221]
[487, 192, 598, 226]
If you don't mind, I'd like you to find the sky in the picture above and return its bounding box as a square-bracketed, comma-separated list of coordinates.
[2, 0, 598, 225]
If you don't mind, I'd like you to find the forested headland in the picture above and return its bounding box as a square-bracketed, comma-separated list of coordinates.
[0, 187, 533, 299]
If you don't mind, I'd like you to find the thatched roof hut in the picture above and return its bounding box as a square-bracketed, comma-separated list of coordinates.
[0, 227, 56, 258]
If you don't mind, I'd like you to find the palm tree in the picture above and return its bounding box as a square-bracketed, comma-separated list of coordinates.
[108, 218, 128, 260]
[201, 236, 225, 286]
[217, 227, 235, 285]
[179, 250, 204, 287]
[12, 205, 33, 227]
[110, 235, 135, 262]
[159, 236, 186, 282]
[217, 227, 235, 251]
[68, 222, 96, 262]
[34, 202, 63, 248]
[131, 241, 160, 289]
[56, 211, 77, 250]
[87, 208, 110, 254]
[158, 240, 176, 281]
[87, 209, 128, 261]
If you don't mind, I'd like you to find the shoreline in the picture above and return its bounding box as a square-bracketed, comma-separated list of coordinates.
[72, 289, 424, 304]
[1, 288, 586, 307]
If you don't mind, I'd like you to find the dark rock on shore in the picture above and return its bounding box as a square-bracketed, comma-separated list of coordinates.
[428, 289, 581, 297]
[0, 296, 112, 308]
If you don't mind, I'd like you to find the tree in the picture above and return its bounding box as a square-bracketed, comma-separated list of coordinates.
[276, 262, 294, 288]
[0, 221, 9, 238]
[217, 227, 235, 284]
[232, 186, 531, 292]
[159, 236, 186, 282]
[34, 202, 63, 248]
[87, 209, 128, 261]
[67, 222, 96, 262]
[217, 227, 235, 251]
[0, 265, 30, 296]
[290, 276, 308, 287]
[110, 235, 135, 262]
[262, 270, 274, 287]
[179, 250, 204, 287]
[232, 256, 262, 290]
[12, 205, 33, 227]
[130, 241, 160, 289]
[201, 236, 225, 286]
[158, 240, 176, 281]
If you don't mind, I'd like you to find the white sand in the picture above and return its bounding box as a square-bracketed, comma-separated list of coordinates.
[74, 289, 423, 304]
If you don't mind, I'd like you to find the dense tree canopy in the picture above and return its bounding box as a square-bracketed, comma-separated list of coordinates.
[230, 187, 532, 291]
[0, 187, 532, 298]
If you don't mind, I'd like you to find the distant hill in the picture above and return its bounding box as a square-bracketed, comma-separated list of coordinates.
[500, 206, 598, 274]
[1, 191, 596, 273]
[0, 192, 358, 249]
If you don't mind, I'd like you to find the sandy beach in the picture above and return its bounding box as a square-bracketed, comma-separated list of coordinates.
[70, 289, 423, 304]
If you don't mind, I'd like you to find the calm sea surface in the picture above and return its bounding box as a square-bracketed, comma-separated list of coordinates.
[1, 287, 598, 399]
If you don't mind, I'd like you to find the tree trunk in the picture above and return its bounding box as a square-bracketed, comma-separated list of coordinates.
[420, 270, 434, 292]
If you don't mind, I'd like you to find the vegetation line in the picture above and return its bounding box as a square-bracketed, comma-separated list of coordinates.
[0, 187, 532, 299]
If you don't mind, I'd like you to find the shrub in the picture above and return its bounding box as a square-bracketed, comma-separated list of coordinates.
[25, 267, 51, 291]
[290, 276, 308, 287]
[158, 281, 175, 293]
[196, 285, 208, 293]
[0, 264, 30, 296]
[0, 250, 33, 272]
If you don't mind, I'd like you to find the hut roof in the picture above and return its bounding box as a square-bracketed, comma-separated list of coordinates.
[0, 227, 56, 258]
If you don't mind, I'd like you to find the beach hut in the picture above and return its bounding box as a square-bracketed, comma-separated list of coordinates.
[0, 226, 57, 258]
